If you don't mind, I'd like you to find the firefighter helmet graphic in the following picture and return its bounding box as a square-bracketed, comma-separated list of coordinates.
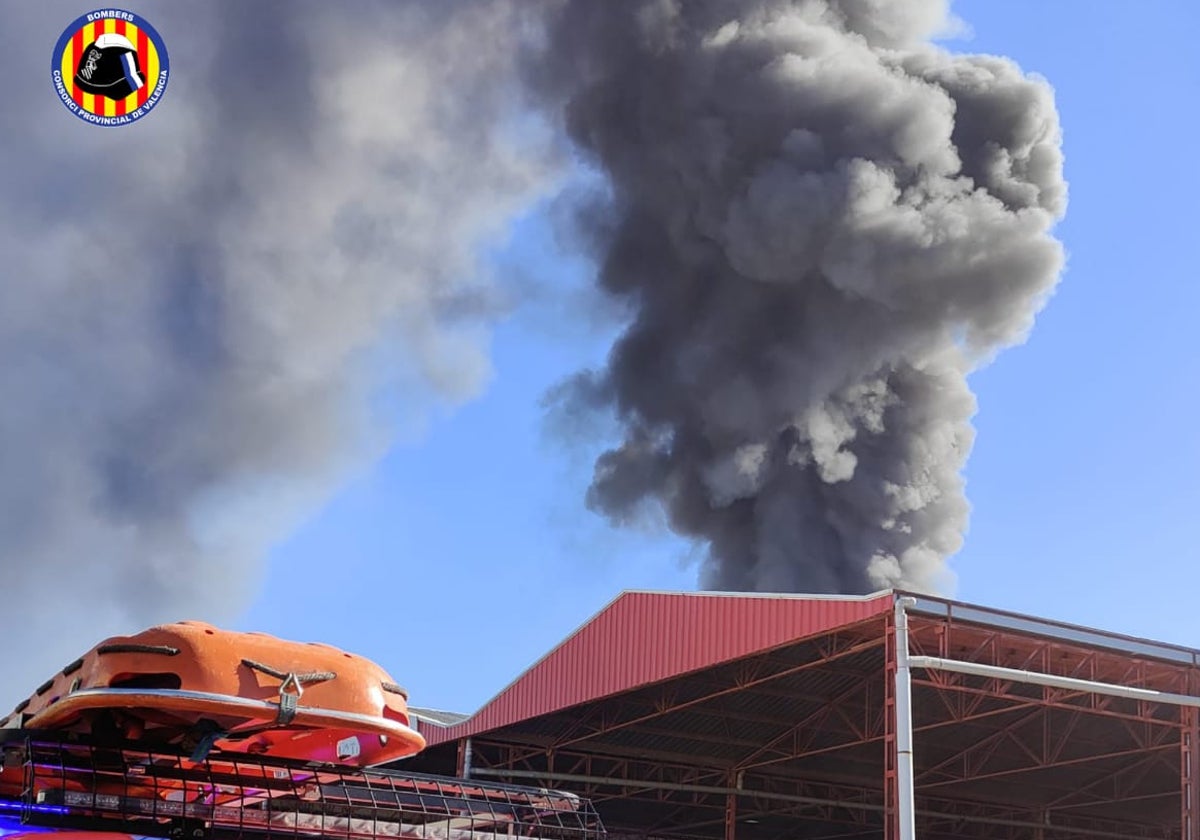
[74, 33, 146, 101]
[51, 10, 170, 126]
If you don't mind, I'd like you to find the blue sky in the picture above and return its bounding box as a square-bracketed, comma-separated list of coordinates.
[237, 1, 1200, 715]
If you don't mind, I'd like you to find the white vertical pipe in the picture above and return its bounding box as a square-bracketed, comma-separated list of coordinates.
[894, 595, 918, 840]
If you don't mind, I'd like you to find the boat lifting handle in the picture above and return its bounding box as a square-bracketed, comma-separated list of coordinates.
[278, 673, 302, 725]
[241, 658, 337, 725]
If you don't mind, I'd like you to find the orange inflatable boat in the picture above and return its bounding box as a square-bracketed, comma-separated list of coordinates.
[0, 623, 604, 840]
[0, 621, 425, 767]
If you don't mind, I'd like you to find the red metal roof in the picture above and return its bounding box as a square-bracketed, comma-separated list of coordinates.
[421, 589, 895, 747]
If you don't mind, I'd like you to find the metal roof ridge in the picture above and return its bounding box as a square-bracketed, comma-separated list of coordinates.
[616, 588, 896, 602]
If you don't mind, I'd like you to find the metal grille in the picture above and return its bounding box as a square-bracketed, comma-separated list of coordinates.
[0, 732, 604, 840]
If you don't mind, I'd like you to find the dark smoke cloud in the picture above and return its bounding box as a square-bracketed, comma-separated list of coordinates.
[0, 1, 553, 706]
[0, 0, 1064, 708]
[529, 0, 1067, 594]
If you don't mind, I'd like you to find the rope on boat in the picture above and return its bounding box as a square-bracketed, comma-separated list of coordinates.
[97, 643, 181, 656]
[241, 659, 336, 685]
[381, 681, 409, 700]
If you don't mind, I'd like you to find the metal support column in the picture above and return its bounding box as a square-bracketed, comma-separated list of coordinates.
[456, 737, 474, 779]
[884, 606, 898, 840]
[724, 774, 738, 840]
[893, 596, 918, 840]
[1184, 706, 1200, 840]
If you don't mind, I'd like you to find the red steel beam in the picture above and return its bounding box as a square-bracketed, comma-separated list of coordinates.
[1052, 790, 1179, 811]
[920, 743, 1176, 790]
[723, 771, 736, 840]
[914, 707, 1045, 785]
[884, 609, 899, 840]
[481, 763, 1172, 840]
[916, 700, 1171, 787]
[733, 678, 875, 771]
[549, 635, 886, 751]
[910, 620, 1194, 696]
[488, 694, 1174, 785]
[913, 675, 1184, 727]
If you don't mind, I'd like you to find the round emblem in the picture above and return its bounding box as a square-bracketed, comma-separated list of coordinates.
[51, 9, 169, 126]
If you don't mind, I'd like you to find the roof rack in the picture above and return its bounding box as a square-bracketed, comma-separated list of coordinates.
[0, 731, 604, 840]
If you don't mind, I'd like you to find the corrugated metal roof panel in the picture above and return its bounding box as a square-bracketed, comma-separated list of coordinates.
[423, 589, 894, 746]
[409, 707, 470, 727]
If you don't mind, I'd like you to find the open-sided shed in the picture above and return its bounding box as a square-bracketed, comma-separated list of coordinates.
[400, 590, 1200, 840]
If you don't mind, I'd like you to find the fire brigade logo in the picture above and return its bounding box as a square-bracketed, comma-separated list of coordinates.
[51, 9, 169, 126]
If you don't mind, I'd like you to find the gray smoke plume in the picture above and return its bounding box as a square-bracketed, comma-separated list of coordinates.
[0, 0, 552, 706]
[530, 0, 1067, 594]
